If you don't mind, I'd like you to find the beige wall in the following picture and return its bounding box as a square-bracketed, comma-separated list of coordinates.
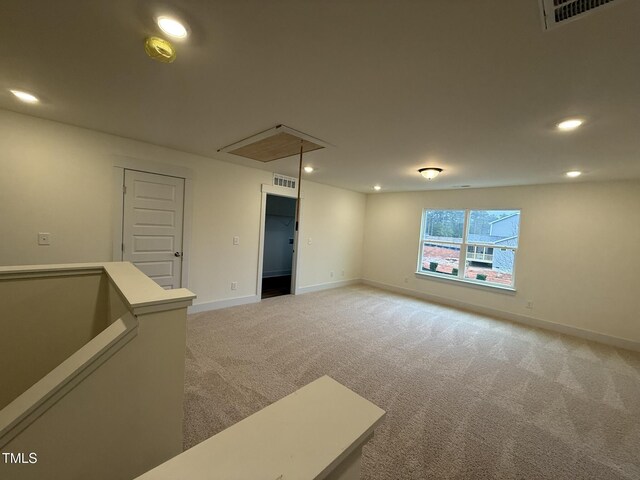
[0, 109, 365, 306]
[298, 181, 366, 288]
[362, 181, 640, 343]
[0, 273, 109, 409]
[1, 307, 187, 480]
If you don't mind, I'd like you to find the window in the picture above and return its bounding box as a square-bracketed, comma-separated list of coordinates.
[418, 209, 520, 288]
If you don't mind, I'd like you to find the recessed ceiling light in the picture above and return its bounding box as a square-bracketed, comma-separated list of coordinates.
[373, 185, 381, 191]
[565, 171, 582, 178]
[304, 166, 314, 173]
[418, 167, 443, 180]
[157, 16, 188, 38]
[557, 119, 584, 131]
[10, 89, 39, 104]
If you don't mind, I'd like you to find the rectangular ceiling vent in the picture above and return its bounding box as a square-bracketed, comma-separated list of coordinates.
[273, 173, 297, 190]
[540, 0, 620, 30]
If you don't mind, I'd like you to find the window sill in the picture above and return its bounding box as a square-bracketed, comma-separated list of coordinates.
[414, 271, 516, 294]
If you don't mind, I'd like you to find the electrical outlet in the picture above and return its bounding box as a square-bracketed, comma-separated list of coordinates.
[233, 236, 239, 245]
[231, 281, 238, 290]
[308, 238, 312, 245]
[330, 271, 334, 278]
[38, 233, 51, 246]
[526, 301, 533, 309]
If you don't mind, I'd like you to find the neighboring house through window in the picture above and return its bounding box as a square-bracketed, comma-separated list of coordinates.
[418, 209, 521, 288]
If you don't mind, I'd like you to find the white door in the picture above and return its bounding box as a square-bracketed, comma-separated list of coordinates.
[122, 170, 185, 289]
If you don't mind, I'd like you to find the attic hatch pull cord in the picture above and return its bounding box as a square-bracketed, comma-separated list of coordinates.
[295, 141, 303, 232]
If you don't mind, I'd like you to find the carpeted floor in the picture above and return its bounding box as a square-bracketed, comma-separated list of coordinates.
[183, 285, 640, 479]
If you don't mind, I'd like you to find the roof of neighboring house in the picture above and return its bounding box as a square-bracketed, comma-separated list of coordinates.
[424, 234, 516, 245]
[467, 234, 502, 244]
[494, 235, 519, 245]
[423, 237, 462, 244]
[489, 212, 520, 224]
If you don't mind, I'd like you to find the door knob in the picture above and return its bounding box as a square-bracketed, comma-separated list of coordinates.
[174, 252, 182, 257]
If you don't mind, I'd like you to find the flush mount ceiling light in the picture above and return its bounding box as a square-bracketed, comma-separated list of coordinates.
[10, 89, 39, 104]
[373, 185, 382, 191]
[418, 167, 443, 180]
[557, 118, 584, 131]
[144, 36, 176, 63]
[157, 16, 188, 38]
[304, 166, 314, 173]
[565, 170, 582, 178]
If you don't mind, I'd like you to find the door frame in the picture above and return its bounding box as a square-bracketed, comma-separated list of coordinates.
[257, 184, 303, 297]
[111, 156, 194, 288]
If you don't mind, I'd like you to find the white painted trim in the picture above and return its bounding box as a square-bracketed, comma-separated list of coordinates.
[133, 299, 195, 316]
[295, 279, 361, 295]
[262, 270, 293, 278]
[256, 184, 302, 298]
[112, 155, 195, 180]
[414, 271, 516, 294]
[261, 183, 302, 198]
[188, 294, 260, 314]
[0, 313, 138, 447]
[291, 195, 303, 296]
[0, 268, 102, 280]
[112, 158, 194, 289]
[181, 177, 194, 289]
[362, 279, 640, 352]
[134, 376, 383, 480]
[0, 262, 195, 313]
[256, 192, 266, 297]
[112, 166, 125, 261]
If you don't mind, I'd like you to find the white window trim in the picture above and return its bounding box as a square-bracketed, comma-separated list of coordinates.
[415, 208, 520, 291]
[414, 270, 517, 293]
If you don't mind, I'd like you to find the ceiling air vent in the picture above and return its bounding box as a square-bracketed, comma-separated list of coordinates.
[273, 173, 297, 190]
[540, 0, 621, 30]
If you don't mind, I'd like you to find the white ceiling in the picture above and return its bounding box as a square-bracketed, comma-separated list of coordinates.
[1, 0, 639, 192]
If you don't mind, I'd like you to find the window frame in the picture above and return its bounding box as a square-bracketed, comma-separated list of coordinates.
[415, 209, 520, 291]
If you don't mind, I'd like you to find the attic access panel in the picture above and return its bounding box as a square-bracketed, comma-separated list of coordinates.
[219, 125, 327, 162]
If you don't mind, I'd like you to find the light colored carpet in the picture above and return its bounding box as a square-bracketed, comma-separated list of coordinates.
[184, 285, 640, 479]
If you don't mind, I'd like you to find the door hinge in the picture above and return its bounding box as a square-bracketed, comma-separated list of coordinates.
[122, 185, 127, 194]
[121, 243, 125, 253]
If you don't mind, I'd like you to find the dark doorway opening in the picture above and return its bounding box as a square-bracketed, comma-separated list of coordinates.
[261, 195, 296, 299]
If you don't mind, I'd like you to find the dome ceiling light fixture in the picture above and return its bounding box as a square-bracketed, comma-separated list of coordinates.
[144, 36, 177, 63]
[418, 167, 443, 180]
[304, 166, 314, 173]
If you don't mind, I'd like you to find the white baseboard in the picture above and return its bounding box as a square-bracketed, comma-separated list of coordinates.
[262, 270, 292, 278]
[295, 279, 361, 295]
[362, 279, 640, 352]
[188, 294, 260, 314]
